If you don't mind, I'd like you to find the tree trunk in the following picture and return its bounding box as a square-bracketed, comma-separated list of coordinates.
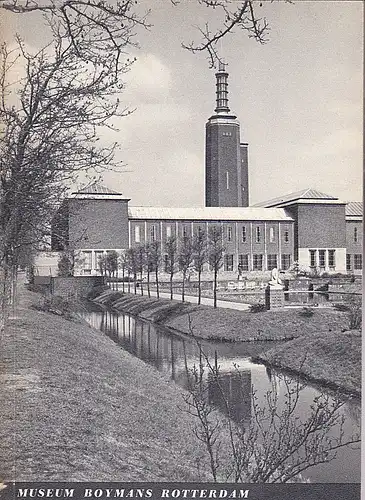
[198, 269, 202, 305]
[0, 262, 11, 334]
[140, 271, 144, 296]
[213, 269, 218, 308]
[147, 270, 150, 297]
[127, 270, 131, 293]
[133, 273, 137, 294]
[122, 267, 125, 293]
[155, 268, 159, 299]
[182, 272, 185, 302]
[170, 272, 173, 300]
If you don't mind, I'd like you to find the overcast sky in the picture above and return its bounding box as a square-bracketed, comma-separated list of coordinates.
[5, 0, 364, 206]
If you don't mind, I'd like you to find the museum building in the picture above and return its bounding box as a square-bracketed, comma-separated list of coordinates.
[50, 66, 363, 278]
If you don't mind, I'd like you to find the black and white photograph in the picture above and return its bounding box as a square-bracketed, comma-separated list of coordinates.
[0, 1, 362, 498]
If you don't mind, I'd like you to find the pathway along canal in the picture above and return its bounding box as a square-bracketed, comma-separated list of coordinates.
[81, 304, 360, 483]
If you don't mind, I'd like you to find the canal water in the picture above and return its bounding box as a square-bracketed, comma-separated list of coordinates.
[81, 304, 360, 484]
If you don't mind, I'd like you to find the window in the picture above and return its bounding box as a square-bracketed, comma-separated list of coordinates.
[346, 254, 352, 271]
[82, 251, 92, 271]
[281, 254, 291, 270]
[226, 171, 229, 190]
[318, 250, 325, 268]
[267, 254, 278, 271]
[222, 131, 232, 137]
[134, 225, 140, 243]
[224, 254, 234, 272]
[166, 225, 171, 239]
[309, 250, 316, 268]
[241, 226, 247, 243]
[354, 254, 362, 270]
[253, 254, 263, 270]
[255, 227, 261, 243]
[269, 227, 275, 243]
[284, 229, 289, 243]
[94, 251, 104, 270]
[150, 225, 156, 242]
[328, 250, 336, 268]
[227, 226, 232, 241]
[354, 227, 358, 243]
[238, 254, 249, 272]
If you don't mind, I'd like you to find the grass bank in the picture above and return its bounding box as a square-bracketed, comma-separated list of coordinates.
[93, 290, 361, 396]
[0, 285, 209, 481]
[253, 331, 361, 397]
[94, 290, 350, 342]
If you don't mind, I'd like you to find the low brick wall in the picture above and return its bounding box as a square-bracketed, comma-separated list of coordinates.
[51, 276, 105, 299]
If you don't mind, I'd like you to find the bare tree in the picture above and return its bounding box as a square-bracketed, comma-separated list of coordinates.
[192, 229, 207, 305]
[118, 251, 127, 294]
[0, 14, 136, 329]
[184, 341, 361, 483]
[0, 1, 289, 69]
[165, 235, 177, 300]
[178, 235, 194, 302]
[125, 247, 138, 294]
[105, 250, 119, 290]
[149, 241, 161, 299]
[207, 226, 225, 308]
[135, 244, 145, 296]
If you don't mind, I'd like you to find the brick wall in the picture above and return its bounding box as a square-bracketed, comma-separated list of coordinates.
[346, 220, 362, 254]
[51, 276, 105, 298]
[68, 199, 129, 250]
[205, 120, 241, 207]
[296, 204, 346, 248]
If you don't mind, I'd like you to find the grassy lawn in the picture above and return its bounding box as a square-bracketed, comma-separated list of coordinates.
[0, 286, 209, 481]
[96, 291, 350, 342]
[254, 331, 361, 396]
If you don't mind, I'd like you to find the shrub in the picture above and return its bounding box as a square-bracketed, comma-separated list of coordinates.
[332, 303, 350, 312]
[249, 303, 266, 313]
[87, 285, 110, 300]
[346, 296, 362, 330]
[298, 307, 314, 318]
[32, 294, 77, 319]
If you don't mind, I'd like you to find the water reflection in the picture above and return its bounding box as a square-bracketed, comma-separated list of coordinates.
[82, 307, 360, 483]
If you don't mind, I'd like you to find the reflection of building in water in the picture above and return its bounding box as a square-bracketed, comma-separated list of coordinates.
[208, 371, 251, 426]
[83, 309, 253, 425]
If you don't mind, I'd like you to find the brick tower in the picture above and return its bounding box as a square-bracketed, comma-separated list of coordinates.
[205, 63, 249, 207]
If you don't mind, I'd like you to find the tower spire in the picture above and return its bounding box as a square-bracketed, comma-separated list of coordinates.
[215, 61, 230, 114]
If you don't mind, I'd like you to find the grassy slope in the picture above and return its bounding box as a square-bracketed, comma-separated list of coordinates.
[255, 331, 361, 396]
[95, 291, 349, 342]
[0, 287, 209, 481]
[94, 291, 361, 395]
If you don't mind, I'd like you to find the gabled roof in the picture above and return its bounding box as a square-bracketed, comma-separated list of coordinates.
[75, 181, 121, 195]
[254, 188, 341, 208]
[128, 206, 293, 222]
[346, 202, 363, 218]
[71, 181, 128, 200]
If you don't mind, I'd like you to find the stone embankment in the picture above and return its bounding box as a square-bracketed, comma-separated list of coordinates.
[94, 290, 361, 397]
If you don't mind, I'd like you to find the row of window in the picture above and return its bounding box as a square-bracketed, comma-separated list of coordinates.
[309, 249, 336, 268]
[161, 253, 291, 273]
[347, 254, 362, 270]
[134, 224, 291, 244]
[353, 227, 361, 243]
[224, 254, 291, 272]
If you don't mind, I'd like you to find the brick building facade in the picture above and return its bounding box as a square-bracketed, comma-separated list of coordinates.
[50, 184, 361, 277]
[48, 68, 361, 278]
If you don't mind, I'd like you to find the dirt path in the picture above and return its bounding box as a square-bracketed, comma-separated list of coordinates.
[0, 285, 208, 481]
